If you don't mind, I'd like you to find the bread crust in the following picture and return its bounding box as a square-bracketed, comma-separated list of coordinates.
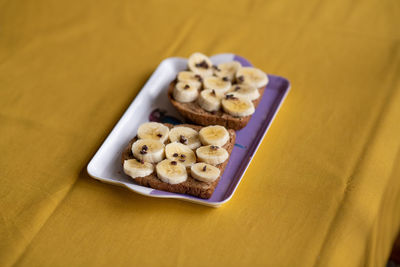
[167, 81, 266, 130]
[122, 124, 236, 199]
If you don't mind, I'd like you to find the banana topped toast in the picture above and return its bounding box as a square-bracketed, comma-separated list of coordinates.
[122, 122, 236, 199]
[168, 52, 269, 130]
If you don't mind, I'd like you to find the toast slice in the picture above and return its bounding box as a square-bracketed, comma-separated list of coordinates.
[122, 124, 236, 199]
[167, 80, 266, 130]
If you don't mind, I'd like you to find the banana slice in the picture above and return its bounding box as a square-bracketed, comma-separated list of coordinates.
[214, 61, 242, 81]
[221, 94, 255, 117]
[177, 71, 202, 89]
[169, 126, 201, 150]
[123, 159, 154, 179]
[196, 145, 229, 165]
[187, 52, 213, 77]
[228, 84, 260, 101]
[236, 67, 269, 88]
[191, 163, 221, 183]
[165, 142, 196, 167]
[203, 76, 231, 95]
[132, 139, 165, 163]
[156, 159, 187, 184]
[173, 82, 199, 103]
[199, 125, 229, 146]
[197, 89, 222, 112]
[137, 122, 169, 143]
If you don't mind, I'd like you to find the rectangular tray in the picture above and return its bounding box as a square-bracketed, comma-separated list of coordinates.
[87, 53, 290, 207]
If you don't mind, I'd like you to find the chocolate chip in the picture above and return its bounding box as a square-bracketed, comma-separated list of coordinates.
[157, 134, 162, 138]
[234, 86, 241, 91]
[211, 90, 216, 96]
[210, 145, 219, 150]
[184, 84, 190, 89]
[222, 77, 229, 81]
[194, 74, 203, 82]
[179, 135, 188, 145]
[140, 150, 147, 155]
[195, 60, 209, 69]
[212, 65, 221, 71]
[171, 161, 177, 165]
[237, 76, 244, 83]
[202, 165, 207, 171]
[180, 154, 186, 158]
[179, 159, 185, 162]
[135, 158, 144, 164]
[225, 94, 238, 100]
[173, 153, 178, 157]
[142, 145, 148, 151]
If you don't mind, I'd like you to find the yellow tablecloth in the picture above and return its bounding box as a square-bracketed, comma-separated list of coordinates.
[1, 0, 399, 266]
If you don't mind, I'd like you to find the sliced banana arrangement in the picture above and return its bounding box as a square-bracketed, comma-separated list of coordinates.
[131, 139, 165, 163]
[213, 61, 241, 81]
[222, 94, 255, 117]
[173, 52, 269, 117]
[168, 126, 201, 149]
[191, 163, 220, 183]
[123, 122, 232, 186]
[165, 142, 196, 167]
[197, 89, 221, 112]
[188, 52, 213, 77]
[199, 125, 229, 146]
[137, 122, 169, 143]
[177, 71, 202, 89]
[173, 82, 199, 103]
[227, 84, 260, 101]
[123, 159, 154, 179]
[156, 159, 188, 184]
[236, 67, 269, 88]
[196, 145, 229, 165]
[203, 76, 231, 94]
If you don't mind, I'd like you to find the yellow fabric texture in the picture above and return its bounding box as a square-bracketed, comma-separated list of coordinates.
[1, 0, 399, 266]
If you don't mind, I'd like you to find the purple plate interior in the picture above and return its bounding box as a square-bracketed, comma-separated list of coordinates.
[150, 55, 290, 203]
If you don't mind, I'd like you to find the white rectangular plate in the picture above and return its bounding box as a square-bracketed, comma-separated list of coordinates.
[87, 53, 290, 207]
